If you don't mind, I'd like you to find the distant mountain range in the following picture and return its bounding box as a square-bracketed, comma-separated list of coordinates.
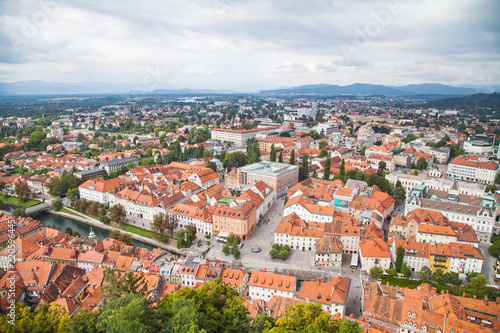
[260, 83, 482, 96]
[0, 80, 497, 97]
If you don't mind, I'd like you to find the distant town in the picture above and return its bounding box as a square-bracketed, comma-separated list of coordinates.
[0, 93, 499, 332]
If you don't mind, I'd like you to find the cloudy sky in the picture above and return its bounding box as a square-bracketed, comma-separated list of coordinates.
[0, 0, 499, 90]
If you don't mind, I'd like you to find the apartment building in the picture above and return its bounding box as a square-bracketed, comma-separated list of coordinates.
[101, 156, 139, 174]
[388, 239, 430, 274]
[79, 177, 126, 204]
[447, 154, 499, 185]
[359, 237, 391, 271]
[274, 212, 325, 251]
[416, 224, 458, 244]
[429, 242, 483, 274]
[212, 201, 258, 240]
[314, 236, 343, 267]
[108, 188, 186, 220]
[283, 196, 335, 223]
[295, 276, 350, 317]
[248, 270, 296, 302]
[169, 204, 213, 236]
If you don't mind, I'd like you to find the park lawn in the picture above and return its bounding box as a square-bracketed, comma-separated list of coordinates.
[120, 224, 154, 239]
[0, 195, 40, 207]
[61, 208, 83, 217]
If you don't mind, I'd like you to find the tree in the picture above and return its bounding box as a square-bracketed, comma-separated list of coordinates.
[89, 204, 99, 216]
[319, 146, 328, 157]
[0, 303, 70, 333]
[299, 153, 309, 181]
[206, 161, 217, 172]
[466, 274, 487, 297]
[14, 179, 32, 202]
[395, 245, 405, 273]
[289, 149, 295, 165]
[13, 207, 27, 217]
[251, 314, 275, 333]
[378, 161, 387, 173]
[488, 239, 500, 257]
[339, 319, 363, 333]
[65, 227, 73, 235]
[152, 212, 177, 239]
[47, 172, 81, 196]
[269, 303, 340, 333]
[176, 229, 186, 249]
[401, 262, 412, 278]
[360, 146, 366, 156]
[0, 181, 5, 193]
[270, 144, 277, 162]
[418, 266, 432, 279]
[386, 268, 397, 276]
[222, 243, 230, 256]
[109, 229, 133, 245]
[278, 151, 283, 163]
[416, 157, 428, 170]
[67, 187, 79, 200]
[232, 246, 241, 259]
[432, 269, 445, 284]
[340, 159, 345, 176]
[323, 157, 331, 180]
[51, 197, 63, 211]
[485, 184, 497, 193]
[101, 268, 149, 300]
[311, 168, 317, 178]
[185, 225, 196, 244]
[394, 181, 406, 205]
[110, 204, 126, 224]
[369, 266, 384, 280]
[158, 279, 250, 333]
[76, 133, 85, 142]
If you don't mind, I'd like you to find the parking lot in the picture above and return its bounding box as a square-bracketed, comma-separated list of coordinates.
[204, 197, 317, 272]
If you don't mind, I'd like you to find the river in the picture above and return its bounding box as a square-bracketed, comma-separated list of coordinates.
[0, 203, 153, 250]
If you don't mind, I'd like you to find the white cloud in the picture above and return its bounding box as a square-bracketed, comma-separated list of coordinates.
[0, 0, 498, 89]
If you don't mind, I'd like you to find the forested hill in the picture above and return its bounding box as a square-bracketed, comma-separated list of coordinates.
[424, 93, 500, 111]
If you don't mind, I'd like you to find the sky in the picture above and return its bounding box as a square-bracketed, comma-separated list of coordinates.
[0, 0, 499, 91]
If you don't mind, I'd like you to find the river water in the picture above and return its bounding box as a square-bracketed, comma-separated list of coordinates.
[0, 203, 153, 250]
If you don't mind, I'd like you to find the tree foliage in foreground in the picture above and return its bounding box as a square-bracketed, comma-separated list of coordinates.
[0, 279, 365, 333]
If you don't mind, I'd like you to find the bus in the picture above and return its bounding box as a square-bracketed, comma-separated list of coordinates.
[351, 253, 359, 268]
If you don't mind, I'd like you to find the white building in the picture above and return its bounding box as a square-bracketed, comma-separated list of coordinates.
[447, 155, 499, 185]
[389, 239, 430, 274]
[169, 204, 213, 236]
[359, 237, 391, 271]
[248, 270, 296, 302]
[78, 177, 126, 204]
[283, 196, 334, 223]
[405, 184, 497, 243]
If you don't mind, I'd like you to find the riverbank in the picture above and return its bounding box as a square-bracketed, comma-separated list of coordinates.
[49, 208, 186, 255]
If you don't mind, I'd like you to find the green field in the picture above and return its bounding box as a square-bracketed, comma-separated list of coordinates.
[120, 224, 154, 239]
[0, 195, 40, 207]
[61, 208, 82, 217]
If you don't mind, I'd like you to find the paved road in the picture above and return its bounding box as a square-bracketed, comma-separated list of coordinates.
[479, 242, 499, 286]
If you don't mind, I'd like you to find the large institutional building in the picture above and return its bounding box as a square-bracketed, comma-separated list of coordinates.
[236, 161, 299, 198]
[405, 182, 497, 243]
[211, 126, 279, 147]
[447, 155, 499, 185]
